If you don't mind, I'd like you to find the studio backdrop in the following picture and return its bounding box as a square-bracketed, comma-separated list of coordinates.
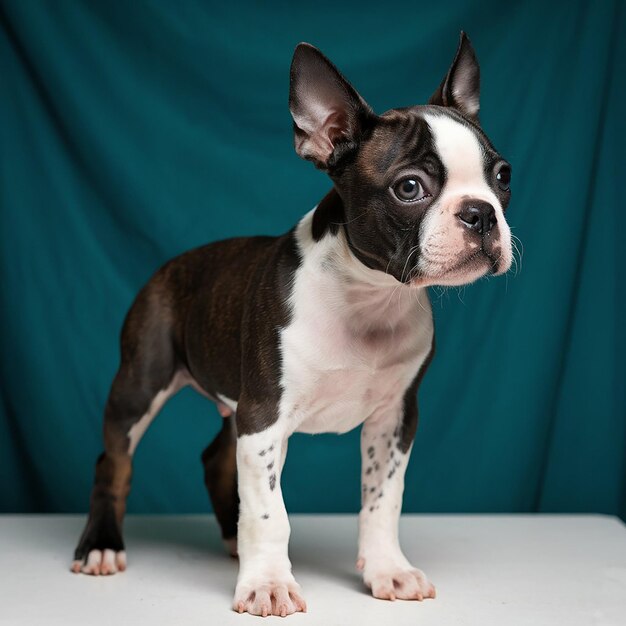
[1, 1, 624, 518]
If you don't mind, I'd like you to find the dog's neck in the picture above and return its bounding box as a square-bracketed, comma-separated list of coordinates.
[293, 199, 427, 334]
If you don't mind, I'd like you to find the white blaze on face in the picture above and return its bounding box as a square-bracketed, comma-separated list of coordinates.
[416, 112, 512, 284]
[425, 113, 495, 198]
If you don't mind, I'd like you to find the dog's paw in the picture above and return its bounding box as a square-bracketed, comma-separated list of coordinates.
[71, 549, 127, 576]
[233, 578, 307, 617]
[361, 559, 435, 601]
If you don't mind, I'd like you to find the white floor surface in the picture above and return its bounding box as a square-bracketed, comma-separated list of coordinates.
[1, 514, 625, 625]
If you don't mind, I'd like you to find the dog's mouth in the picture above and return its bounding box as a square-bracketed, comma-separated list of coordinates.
[477, 248, 501, 275]
[411, 248, 498, 287]
[442, 249, 493, 276]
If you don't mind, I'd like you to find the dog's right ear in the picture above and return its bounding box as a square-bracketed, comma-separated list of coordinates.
[289, 43, 373, 170]
[428, 32, 480, 122]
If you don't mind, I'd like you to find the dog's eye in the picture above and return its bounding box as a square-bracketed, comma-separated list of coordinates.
[496, 165, 511, 191]
[393, 178, 430, 202]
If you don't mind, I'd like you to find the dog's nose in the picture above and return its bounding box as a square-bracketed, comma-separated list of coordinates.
[457, 201, 497, 235]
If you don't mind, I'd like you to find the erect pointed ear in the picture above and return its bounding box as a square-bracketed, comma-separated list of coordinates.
[428, 32, 480, 122]
[289, 43, 373, 170]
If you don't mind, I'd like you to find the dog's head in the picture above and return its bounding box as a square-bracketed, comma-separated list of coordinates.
[289, 33, 513, 287]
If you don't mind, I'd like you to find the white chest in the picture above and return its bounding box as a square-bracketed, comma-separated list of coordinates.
[285, 357, 429, 435]
[278, 227, 434, 435]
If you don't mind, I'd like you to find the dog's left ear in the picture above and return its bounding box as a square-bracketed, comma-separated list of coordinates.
[289, 43, 373, 170]
[429, 32, 480, 122]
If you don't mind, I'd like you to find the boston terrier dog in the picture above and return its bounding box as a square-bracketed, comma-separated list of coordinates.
[72, 32, 513, 617]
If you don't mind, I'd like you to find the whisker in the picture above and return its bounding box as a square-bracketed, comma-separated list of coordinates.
[400, 245, 420, 284]
[330, 210, 368, 227]
[384, 280, 403, 311]
[510, 233, 524, 274]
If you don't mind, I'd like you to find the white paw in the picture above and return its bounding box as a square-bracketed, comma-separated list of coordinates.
[360, 558, 435, 601]
[233, 578, 307, 617]
[71, 549, 127, 576]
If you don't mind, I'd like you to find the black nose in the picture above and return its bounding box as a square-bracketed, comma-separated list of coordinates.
[457, 201, 497, 235]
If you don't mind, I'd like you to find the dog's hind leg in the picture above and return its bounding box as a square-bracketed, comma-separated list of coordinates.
[202, 414, 239, 557]
[72, 281, 187, 575]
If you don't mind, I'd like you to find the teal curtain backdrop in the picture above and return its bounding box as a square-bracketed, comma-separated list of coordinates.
[1, 1, 624, 518]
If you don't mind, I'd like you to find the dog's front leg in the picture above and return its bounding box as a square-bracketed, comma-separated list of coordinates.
[233, 421, 306, 617]
[357, 400, 436, 602]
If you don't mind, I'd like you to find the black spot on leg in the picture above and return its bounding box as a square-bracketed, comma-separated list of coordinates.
[259, 449, 266, 457]
[261, 513, 269, 520]
[395, 459, 401, 467]
[369, 486, 375, 493]
[374, 462, 380, 471]
[390, 450, 394, 459]
[366, 466, 373, 475]
[388, 468, 396, 479]
[369, 506, 374, 512]
[269, 473, 276, 490]
[268, 444, 275, 453]
[367, 446, 375, 459]
[267, 461, 274, 471]
[378, 491, 384, 499]
[387, 440, 392, 449]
